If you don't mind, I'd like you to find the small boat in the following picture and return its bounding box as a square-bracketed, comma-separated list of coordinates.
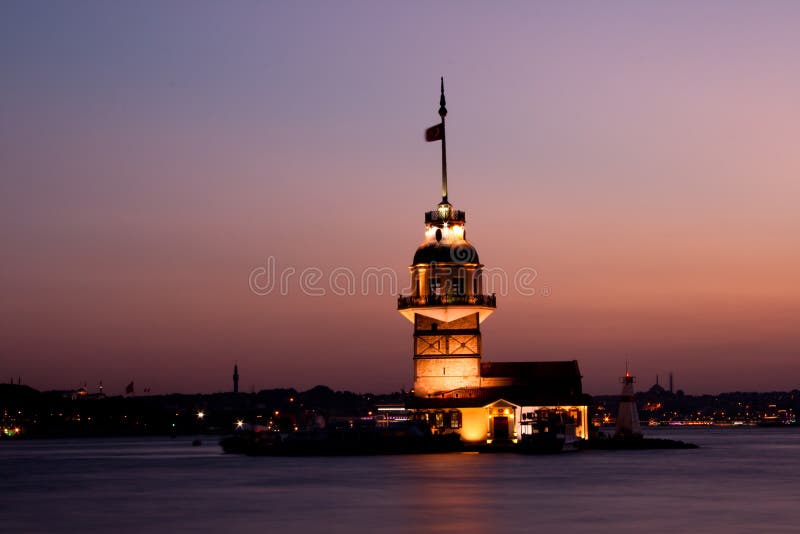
[518, 410, 580, 454]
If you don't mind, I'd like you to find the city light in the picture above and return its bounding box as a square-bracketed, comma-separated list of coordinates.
[197, 411, 205, 419]
[235, 420, 244, 429]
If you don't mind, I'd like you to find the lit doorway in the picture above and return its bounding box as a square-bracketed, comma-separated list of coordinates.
[492, 416, 509, 441]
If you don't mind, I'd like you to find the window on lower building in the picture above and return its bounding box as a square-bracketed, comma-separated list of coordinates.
[435, 412, 444, 428]
[449, 411, 462, 429]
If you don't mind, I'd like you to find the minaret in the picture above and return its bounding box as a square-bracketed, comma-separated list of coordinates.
[398, 79, 496, 398]
[615, 366, 642, 437]
[233, 363, 239, 394]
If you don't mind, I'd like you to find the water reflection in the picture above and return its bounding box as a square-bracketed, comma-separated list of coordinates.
[1, 429, 799, 533]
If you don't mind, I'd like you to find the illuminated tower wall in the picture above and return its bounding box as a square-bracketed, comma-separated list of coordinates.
[413, 313, 482, 396]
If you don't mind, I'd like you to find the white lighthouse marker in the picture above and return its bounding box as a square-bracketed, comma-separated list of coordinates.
[615, 364, 642, 438]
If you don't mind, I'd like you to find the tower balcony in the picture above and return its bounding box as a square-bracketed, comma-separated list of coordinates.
[397, 293, 496, 324]
[398, 294, 496, 309]
[425, 208, 466, 226]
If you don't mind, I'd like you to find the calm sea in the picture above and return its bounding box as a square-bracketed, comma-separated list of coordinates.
[2, 428, 798, 533]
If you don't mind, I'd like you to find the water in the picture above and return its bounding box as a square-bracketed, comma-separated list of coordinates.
[2, 428, 799, 533]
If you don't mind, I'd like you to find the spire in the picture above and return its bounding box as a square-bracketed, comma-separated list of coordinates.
[439, 77, 447, 118]
[423, 77, 451, 205]
[439, 77, 448, 204]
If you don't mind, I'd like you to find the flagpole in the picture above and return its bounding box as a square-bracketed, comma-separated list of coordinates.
[439, 77, 448, 204]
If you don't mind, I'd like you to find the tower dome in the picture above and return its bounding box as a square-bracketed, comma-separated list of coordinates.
[413, 203, 479, 265]
[413, 241, 479, 265]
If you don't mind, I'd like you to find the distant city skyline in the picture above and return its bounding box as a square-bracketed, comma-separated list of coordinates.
[2, 1, 799, 395]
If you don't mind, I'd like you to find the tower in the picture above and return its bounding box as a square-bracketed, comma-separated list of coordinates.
[398, 79, 496, 398]
[615, 367, 642, 438]
[233, 363, 239, 394]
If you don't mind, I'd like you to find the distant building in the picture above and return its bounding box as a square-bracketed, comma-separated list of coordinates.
[233, 363, 239, 394]
[398, 81, 590, 444]
[374, 404, 411, 427]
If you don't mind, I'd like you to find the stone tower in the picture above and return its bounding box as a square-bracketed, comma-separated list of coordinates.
[397, 79, 496, 398]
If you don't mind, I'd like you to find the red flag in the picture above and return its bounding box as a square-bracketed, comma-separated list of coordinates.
[125, 381, 134, 394]
[425, 123, 443, 142]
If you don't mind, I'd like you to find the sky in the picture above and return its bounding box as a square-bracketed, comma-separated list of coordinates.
[1, 1, 798, 395]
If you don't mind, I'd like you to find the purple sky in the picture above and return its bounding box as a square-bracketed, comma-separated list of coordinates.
[2, 1, 799, 395]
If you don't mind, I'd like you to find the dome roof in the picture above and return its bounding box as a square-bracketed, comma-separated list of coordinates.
[413, 241, 479, 264]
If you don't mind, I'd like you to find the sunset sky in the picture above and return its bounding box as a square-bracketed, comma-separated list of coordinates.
[2, 1, 798, 395]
